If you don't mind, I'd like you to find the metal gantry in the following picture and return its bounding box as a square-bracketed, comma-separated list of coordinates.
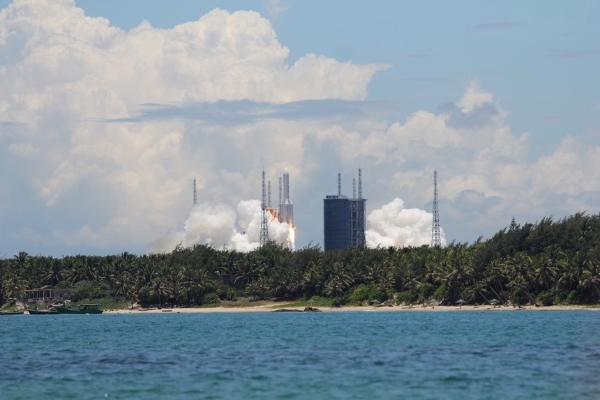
[278, 176, 282, 222]
[193, 177, 197, 206]
[325, 168, 366, 250]
[431, 169, 441, 247]
[359, 168, 365, 245]
[260, 169, 269, 246]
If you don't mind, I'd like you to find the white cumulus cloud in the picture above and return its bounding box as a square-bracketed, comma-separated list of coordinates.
[1, 0, 600, 256]
[0, 0, 386, 253]
[366, 198, 446, 248]
[264, 0, 289, 20]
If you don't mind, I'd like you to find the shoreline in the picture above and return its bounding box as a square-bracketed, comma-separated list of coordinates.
[103, 304, 596, 314]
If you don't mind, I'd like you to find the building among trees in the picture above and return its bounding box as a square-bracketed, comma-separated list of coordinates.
[323, 169, 366, 251]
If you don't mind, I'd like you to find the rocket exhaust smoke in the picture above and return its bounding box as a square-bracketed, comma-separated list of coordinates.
[150, 200, 293, 253]
[366, 198, 446, 248]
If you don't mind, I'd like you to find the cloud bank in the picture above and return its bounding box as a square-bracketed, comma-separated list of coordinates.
[1, 0, 600, 256]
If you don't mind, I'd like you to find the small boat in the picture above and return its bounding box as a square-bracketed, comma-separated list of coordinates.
[53, 303, 103, 314]
[0, 310, 24, 316]
[28, 309, 58, 315]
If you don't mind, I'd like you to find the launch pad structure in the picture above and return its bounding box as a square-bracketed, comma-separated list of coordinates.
[279, 168, 294, 228]
[189, 165, 440, 251]
[260, 169, 269, 246]
[262, 168, 295, 249]
[323, 168, 366, 251]
[431, 169, 441, 247]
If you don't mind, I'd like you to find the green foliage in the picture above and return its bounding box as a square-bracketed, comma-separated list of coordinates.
[420, 282, 435, 299]
[345, 283, 385, 305]
[213, 281, 238, 301]
[2, 212, 600, 309]
[137, 288, 153, 306]
[0, 299, 17, 311]
[70, 280, 110, 302]
[307, 296, 335, 307]
[566, 290, 579, 305]
[433, 284, 449, 301]
[536, 291, 554, 306]
[396, 290, 417, 305]
[511, 287, 529, 306]
[202, 292, 221, 305]
[183, 286, 205, 306]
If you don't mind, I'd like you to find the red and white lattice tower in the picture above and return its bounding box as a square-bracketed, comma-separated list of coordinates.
[431, 169, 441, 247]
[193, 177, 197, 206]
[260, 169, 269, 246]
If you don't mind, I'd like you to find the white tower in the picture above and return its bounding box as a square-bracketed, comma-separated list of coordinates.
[431, 169, 441, 247]
[280, 168, 294, 227]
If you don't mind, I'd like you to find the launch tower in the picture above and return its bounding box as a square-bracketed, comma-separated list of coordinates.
[193, 177, 197, 206]
[323, 169, 366, 251]
[260, 169, 269, 246]
[431, 169, 441, 247]
[278, 168, 294, 228]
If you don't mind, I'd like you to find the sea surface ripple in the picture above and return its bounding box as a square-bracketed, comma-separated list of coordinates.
[1, 310, 599, 399]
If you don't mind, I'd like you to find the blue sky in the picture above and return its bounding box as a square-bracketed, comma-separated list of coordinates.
[0, 0, 599, 256]
[75, 0, 600, 157]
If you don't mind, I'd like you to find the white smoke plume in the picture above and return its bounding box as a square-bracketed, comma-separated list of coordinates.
[366, 198, 446, 248]
[150, 200, 291, 253]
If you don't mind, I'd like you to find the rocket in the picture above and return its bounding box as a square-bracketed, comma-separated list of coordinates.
[279, 168, 294, 227]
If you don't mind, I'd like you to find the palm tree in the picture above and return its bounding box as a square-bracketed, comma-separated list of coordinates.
[151, 277, 170, 308]
[464, 279, 490, 303]
[578, 263, 600, 301]
[3, 274, 29, 309]
[533, 254, 558, 292]
[324, 262, 353, 303]
[38, 257, 57, 286]
[165, 264, 185, 306]
[484, 259, 508, 303]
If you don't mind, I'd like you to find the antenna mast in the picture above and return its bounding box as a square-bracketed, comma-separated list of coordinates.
[338, 171, 341, 196]
[193, 177, 197, 205]
[358, 167, 363, 200]
[260, 169, 269, 246]
[268, 180, 271, 207]
[431, 169, 441, 247]
[278, 176, 282, 222]
[358, 167, 365, 245]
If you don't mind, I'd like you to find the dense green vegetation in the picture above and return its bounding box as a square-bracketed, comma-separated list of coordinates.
[1, 212, 600, 308]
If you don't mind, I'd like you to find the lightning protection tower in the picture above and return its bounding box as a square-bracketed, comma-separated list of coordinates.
[268, 180, 271, 207]
[278, 176, 282, 222]
[260, 169, 269, 246]
[357, 167, 365, 246]
[193, 177, 197, 206]
[431, 169, 441, 247]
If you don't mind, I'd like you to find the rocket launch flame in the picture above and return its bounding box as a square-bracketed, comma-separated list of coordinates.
[279, 168, 294, 250]
[288, 225, 295, 251]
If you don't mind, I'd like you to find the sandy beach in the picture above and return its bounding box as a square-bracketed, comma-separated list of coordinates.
[103, 303, 594, 314]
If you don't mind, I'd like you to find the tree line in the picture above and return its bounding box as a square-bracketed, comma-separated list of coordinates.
[1, 212, 600, 308]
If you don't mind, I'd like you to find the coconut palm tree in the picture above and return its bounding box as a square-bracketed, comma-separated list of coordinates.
[324, 262, 353, 303]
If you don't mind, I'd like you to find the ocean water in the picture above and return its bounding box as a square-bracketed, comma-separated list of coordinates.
[1, 310, 599, 399]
